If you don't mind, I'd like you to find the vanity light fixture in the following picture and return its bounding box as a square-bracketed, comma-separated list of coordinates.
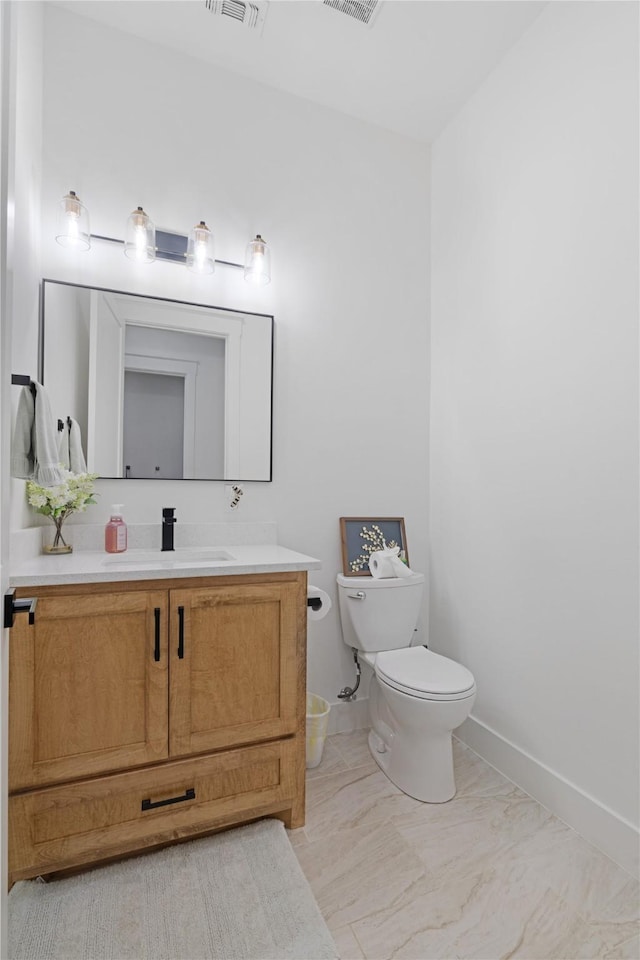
[54, 191, 271, 284]
[186, 220, 215, 275]
[124, 206, 156, 263]
[55, 191, 91, 251]
[244, 234, 271, 286]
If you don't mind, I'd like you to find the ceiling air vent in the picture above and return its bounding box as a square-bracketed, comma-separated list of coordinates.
[204, 0, 269, 31]
[323, 0, 382, 27]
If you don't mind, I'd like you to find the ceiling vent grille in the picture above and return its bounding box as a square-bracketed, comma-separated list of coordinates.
[204, 0, 269, 31]
[323, 0, 381, 27]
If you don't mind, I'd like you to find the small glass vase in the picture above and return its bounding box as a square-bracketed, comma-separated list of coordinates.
[42, 520, 73, 555]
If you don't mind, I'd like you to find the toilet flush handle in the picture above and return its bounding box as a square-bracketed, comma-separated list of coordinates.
[348, 591, 366, 600]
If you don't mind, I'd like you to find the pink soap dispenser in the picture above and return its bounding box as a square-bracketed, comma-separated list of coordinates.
[105, 504, 128, 554]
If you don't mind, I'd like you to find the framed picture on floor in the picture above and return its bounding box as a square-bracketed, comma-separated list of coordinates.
[339, 517, 409, 577]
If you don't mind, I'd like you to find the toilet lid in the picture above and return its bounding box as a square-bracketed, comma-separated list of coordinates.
[375, 647, 476, 701]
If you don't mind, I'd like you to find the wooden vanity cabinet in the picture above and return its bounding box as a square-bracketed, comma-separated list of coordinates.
[9, 571, 307, 882]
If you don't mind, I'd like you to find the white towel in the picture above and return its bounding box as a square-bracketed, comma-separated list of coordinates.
[68, 418, 87, 473]
[57, 422, 70, 469]
[11, 386, 35, 479]
[57, 417, 87, 474]
[11, 383, 64, 486]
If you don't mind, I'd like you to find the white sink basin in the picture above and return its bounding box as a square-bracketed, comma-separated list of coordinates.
[102, 548, 235, 567]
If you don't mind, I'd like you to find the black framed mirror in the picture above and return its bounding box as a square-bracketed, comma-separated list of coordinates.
[40, 280, 273, 481]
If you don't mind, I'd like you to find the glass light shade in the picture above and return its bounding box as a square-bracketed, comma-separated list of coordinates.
[124, 206, 156, 263]
[186, 220, 215, 275]
[244, 234, 271, 286]
[55, 191, 90, 250]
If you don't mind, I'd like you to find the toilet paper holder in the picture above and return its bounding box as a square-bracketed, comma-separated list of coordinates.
[307, 585, 332, 621]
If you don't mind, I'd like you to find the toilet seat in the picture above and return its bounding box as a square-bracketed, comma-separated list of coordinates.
[375, 646, 476, 701]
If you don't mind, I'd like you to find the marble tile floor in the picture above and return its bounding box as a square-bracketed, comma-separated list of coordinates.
[290, 731, 639, 960]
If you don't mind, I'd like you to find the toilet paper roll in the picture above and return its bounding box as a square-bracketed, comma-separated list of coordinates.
[369, 552, 397, 578]
[307, 585, 332, 621]
[369, 551, 415, 579]
[388, 556, 415, 578]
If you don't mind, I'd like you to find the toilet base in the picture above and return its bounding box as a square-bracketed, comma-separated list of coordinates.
[368, 727, 457, 803]
[367, 675, 476, 803]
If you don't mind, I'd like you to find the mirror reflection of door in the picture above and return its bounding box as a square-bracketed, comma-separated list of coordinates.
[123, 371, 185, 479]
[123, 326, 225, 479]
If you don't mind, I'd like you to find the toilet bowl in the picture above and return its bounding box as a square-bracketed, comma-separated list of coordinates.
[337, 573, 476, 803]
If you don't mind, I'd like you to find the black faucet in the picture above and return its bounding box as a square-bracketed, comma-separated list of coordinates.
[161, 508, 176, 551]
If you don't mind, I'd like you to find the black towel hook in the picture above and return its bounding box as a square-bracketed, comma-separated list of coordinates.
[11, 374, 36, 397]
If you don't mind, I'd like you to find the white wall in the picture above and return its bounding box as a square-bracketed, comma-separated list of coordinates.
[8, 1, 44, 532]
[430, 1, 639, 872]
[14, 4, 430, 712]
[3, 1, 45, 951]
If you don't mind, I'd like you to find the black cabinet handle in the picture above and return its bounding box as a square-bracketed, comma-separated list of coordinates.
[4, 590, 37, 629]
[177, 605, 185, 659]
[141, 787, 195, 811]
[154, 607, 161, 662]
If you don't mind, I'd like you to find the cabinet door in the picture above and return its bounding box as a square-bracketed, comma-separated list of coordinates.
[10, 591, 169, 791]
[169, 582, 300, 757]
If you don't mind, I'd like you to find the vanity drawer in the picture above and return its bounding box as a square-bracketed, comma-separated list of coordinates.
[10, 738, 298, 881]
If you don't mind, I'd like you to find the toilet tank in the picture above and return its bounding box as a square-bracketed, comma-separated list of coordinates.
[336, 573, 425, 652]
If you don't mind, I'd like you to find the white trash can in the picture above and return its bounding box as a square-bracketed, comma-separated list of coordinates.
[306, 693, 331, 769]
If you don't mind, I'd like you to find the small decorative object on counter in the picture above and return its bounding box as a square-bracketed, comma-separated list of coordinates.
[26, 470, 98, 555]
[105, 504, 127, 554]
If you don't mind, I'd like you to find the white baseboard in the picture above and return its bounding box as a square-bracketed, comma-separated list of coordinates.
[457, 716, 639, 879]
[326, 697, 369, 735]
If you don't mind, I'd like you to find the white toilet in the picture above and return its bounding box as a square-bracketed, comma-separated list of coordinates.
[337, 572, 476, 803]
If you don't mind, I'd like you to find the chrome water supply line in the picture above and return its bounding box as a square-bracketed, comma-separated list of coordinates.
[337, 648, 361, 702]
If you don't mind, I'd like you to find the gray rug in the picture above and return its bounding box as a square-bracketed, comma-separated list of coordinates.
[9, 818, 337, 960]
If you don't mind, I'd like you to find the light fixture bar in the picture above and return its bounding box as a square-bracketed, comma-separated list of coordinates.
[156, 229, 189, 263]
[55, 188, 271, 281]
[91, 232, 244, 270]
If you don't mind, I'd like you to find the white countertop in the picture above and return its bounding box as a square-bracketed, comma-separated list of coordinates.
[10, 544, 322, 587]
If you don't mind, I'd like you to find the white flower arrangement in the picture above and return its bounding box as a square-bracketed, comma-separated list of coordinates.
[26, 470, 98, 550]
